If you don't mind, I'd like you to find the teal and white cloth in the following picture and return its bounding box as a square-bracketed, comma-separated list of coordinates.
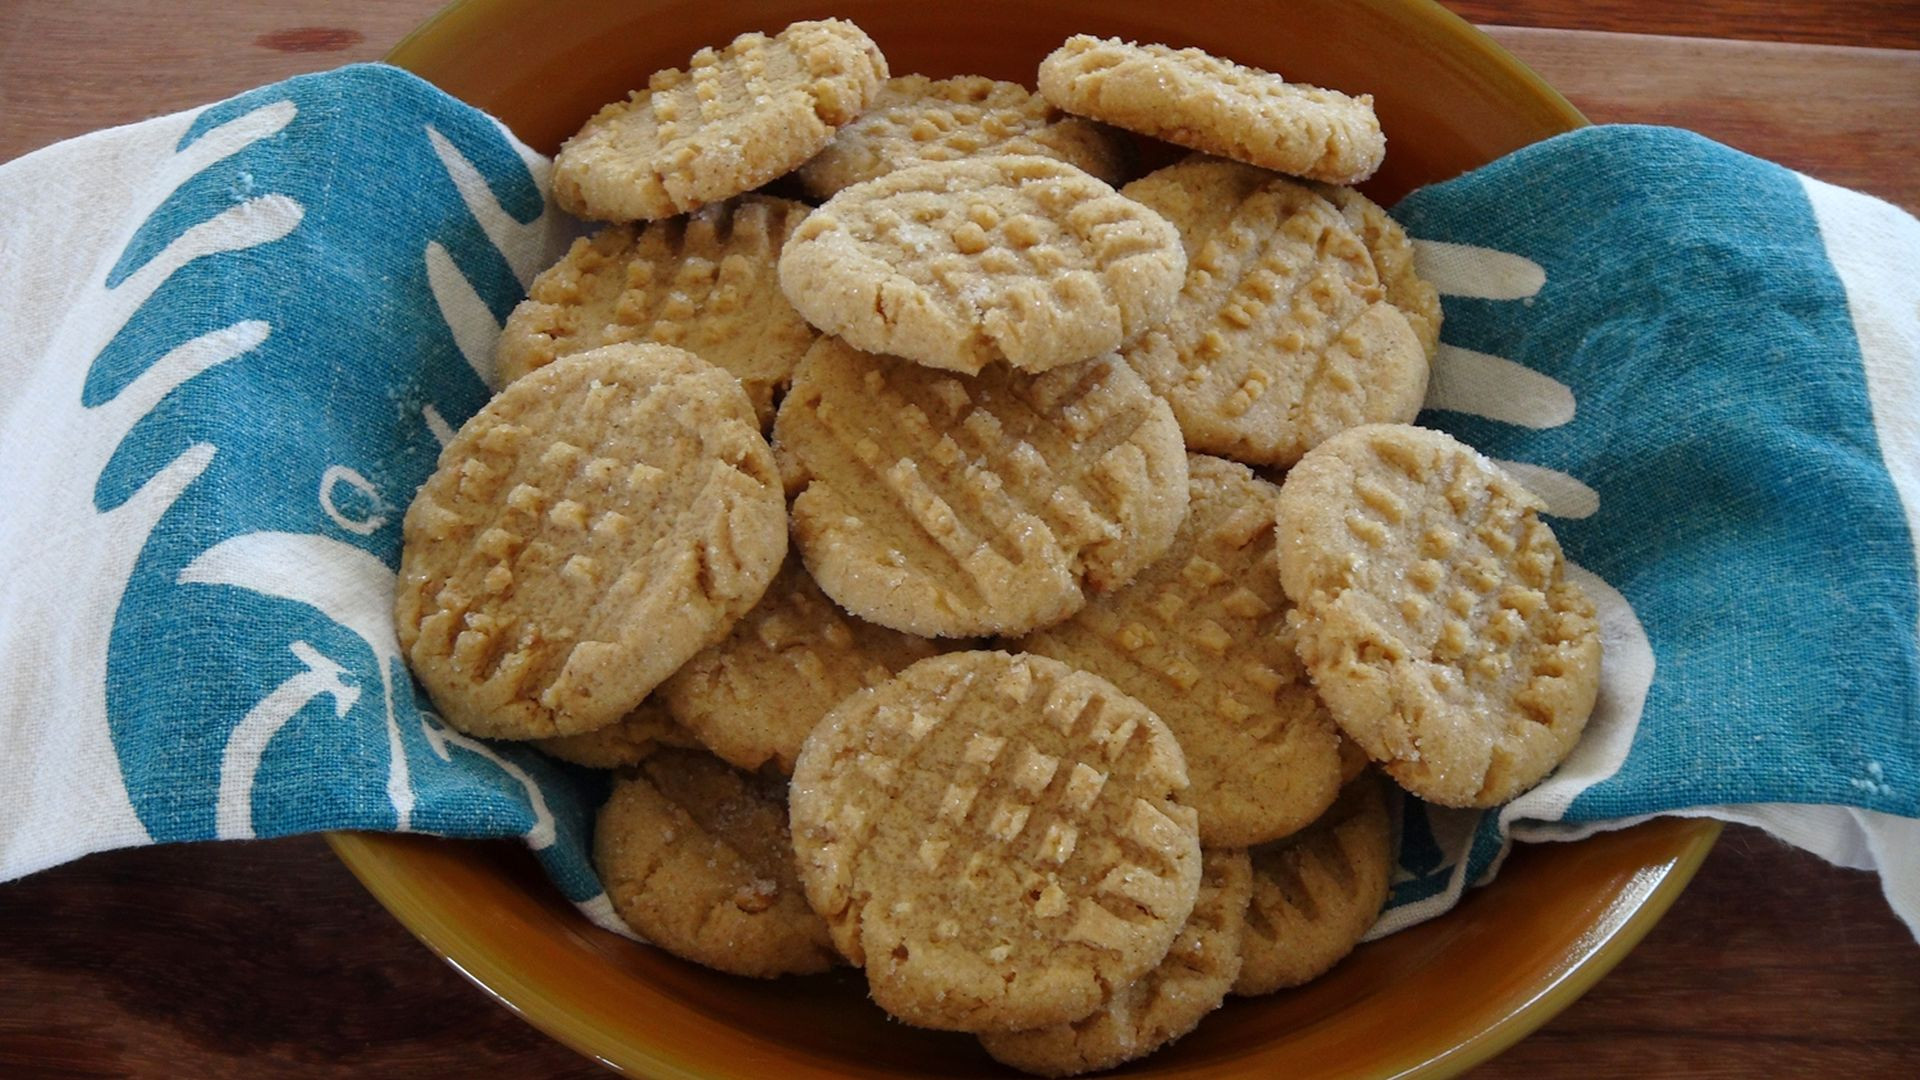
[1, 66, 1914, 940]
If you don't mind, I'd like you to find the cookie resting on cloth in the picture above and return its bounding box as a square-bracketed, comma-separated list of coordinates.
[1274, 425, 1601, 807]
[394, 343, 787, 740]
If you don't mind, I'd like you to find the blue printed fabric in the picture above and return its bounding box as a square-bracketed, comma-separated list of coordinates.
[0, 67, 1913, 938]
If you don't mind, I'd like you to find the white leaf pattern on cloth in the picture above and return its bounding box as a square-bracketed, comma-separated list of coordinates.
[1367, 239, 1656, 938]
[0, 102, 296, 877]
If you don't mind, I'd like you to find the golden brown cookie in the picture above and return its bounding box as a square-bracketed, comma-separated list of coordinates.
[774, 338, 1188, 638]
[980, 847, 1252, 1076]
[789, 651, 1203, 1032]
[1274, 425, 1602, 807]
[778, 156, 1186, 374]
[594, 748, 838, 977]
[1019, 455, 1345, 847]
[1037, 36, 1385, 184]
[495, 197, 818, 426]
[1234, 774, 1392, 995]
[1315, 184, 1443, 361]
[395, 343, 787, 740]
[658, 554, 943, 774]
[531, 697, 698, 769]
[552, 19, 887, 221]
[1120, 156, 1427, 467]
[796, 74, 1129, 199]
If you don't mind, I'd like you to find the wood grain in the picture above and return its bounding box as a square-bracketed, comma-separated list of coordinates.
[0, 830, 1911, 1078]
[0, 2, 1916, 1078]
[1486, 26, 1920, 213]
[0, 0, 422, 161]
[1451, 0, 1920, 50]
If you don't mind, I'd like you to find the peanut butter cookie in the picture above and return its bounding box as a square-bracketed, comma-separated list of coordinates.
[395, 343, 787, 740]
[1234, 774, 1392, 995]
[1038, 35, 1384, 184]
[778, 155, 1185, 374]
[553, 19, 887, 221]
[496, 197, 818, 427]
[797, 74, 1128, 198]
[1275, 425, 1602, 807]
[1020, 456, 1346, 847]
[1121, 156, 1427, 467]
[775, 338, 1188, 638]
[789, 651, 1202, 1031]
[595, 748, 838, 977]
[981, 847, 1252, 1076]
[531, 696, 698, 769]
[1315, 183, 1443, 360]
[658, 554, 943, 774]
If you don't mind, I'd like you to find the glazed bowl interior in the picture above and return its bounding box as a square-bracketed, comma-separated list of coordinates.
[340, 2, 1721, 1076]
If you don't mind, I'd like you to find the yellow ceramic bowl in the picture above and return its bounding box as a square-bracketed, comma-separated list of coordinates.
[334, 2, 1724, 1075]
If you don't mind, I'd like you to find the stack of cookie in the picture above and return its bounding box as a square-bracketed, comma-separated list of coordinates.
[393, 17, 1602, 1076]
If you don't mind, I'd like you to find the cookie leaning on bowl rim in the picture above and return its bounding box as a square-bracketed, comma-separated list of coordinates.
[789, 650, 1203, 1033]
[594, 748, 839, 978]
[1037, 34, 1385, 184]
[795, 73, 1130, 199]
[394, 342, 787, 740]
[1274, 424, 1602, 807]
[1234, 773, 1394, 996]
[551, 18, 887, 222]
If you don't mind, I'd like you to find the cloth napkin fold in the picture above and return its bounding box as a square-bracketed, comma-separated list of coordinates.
[1, 64, 1914, 940]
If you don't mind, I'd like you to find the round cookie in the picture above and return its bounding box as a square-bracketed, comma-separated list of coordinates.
[658, 554, 943, 773]
[789, 651, 1203, 1032]
[980, 847, 1252, 1077]
[775, 338, 1188, 638]
[778, 156, 1186, 375]
[395, 343, 787, 740]
[552, 19, 887, 221]
[1019, 455, 1345, 847]
[1120, 156, 1427, 467]
[496, 196, 818, 427]
[1234, 774, 1392, 995]
[796, 74, 1130, 199]
[1274, 424, 1602, 807]
[1315, 184, 1443, 361]
[1037, 35, 1384, 184]
[594, 748, 838, 977]
[531, 697, 698, 769]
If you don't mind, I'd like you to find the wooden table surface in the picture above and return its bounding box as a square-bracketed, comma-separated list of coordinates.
[2, 2, 1916, 1077]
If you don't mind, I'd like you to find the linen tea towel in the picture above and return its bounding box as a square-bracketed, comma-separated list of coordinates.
[0, 66, 1914, 940]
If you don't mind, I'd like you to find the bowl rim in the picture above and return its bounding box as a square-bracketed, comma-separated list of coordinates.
[346, 3, 1716, 1076]
[330, 820, 1720, 1078]
[384, 0, 1590, 153]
